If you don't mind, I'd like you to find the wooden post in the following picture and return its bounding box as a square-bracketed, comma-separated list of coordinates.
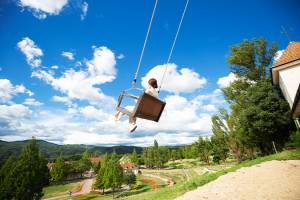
[295, 118, 300, 130]
[272, 141, 278, 154]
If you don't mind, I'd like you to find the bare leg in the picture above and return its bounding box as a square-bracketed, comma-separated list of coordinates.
[114, 111, 124, 121]
[129, 116, 136, 125]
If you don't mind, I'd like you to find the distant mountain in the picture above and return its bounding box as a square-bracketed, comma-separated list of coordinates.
[0, 140, 143, 166]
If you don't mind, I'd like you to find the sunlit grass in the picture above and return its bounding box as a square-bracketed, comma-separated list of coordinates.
[43, 181, 82, 198]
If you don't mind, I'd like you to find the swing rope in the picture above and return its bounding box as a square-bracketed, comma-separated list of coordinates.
[158, 0, 190, 93]
[132, 0, 159, 88]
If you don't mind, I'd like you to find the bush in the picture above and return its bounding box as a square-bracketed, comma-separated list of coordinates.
[287, 131, 300, 148]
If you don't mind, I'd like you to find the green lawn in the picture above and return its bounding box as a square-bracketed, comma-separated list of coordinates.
[43, 181, 82, 198]
[49, 148, 300, 200]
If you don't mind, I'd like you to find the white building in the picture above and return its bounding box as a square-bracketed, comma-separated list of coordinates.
[271, 42, 300, 125]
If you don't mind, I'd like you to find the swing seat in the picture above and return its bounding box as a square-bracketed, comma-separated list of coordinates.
[117, 91, 166, 122]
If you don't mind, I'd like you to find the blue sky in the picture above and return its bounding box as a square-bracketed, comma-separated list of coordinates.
[0, 0, 299, 146]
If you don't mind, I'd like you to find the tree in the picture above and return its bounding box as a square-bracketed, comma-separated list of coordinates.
[195, 137, 212, 165]
[215, 37, 294, 159]
[95, 153, 108, 194]
[0, 156, 18, 200]
[211, 109, 230, 163]
[238, 79, 294, 154]
[50, 155, 65, 184]
[76, 149, 92, 173]
[0, 138, 49, 200]
[130, 149, 139, 165]
[142, 140, 169, 168]
[107, 152, 123, 198]
[123, 170, 136, 189]
[227, 38, 277, 81]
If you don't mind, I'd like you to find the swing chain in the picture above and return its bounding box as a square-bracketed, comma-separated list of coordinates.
[132, 0, 159, 88]
[158, 0, 189, 93]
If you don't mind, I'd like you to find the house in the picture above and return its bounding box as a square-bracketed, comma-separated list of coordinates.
[271, 42, 300, 127]
[120, 162, 140, 175]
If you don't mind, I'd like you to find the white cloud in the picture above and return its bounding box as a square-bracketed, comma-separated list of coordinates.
[80, 106, 111, 121]
[18, 37, 43, 68]
[0, 90, 224, 146]
[86, 46, 117, 82]
[80, 2, 88, 21]
[61, 51, 74, 60]
[19, 0, 69, 19]
[274, 49, 284, 61]
[52, 95, 72, 106]
[0, 104, 31, 121]
[0, 79, 33, 103]
[51, 65, 59, 69]
[142, 63, 207, 94]
[117, 53, 125, 60]
[23, 98, 43, 106]
[31, 45, 117, 106]
[217, 72, 237, 88]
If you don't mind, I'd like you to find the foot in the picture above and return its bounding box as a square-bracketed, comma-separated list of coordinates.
[129, 124, 137, 132]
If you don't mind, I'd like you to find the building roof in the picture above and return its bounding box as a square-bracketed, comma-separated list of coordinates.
[121, 162, 137, 170]
[90, 156, 102, 164]
[273, 42, 300, 68]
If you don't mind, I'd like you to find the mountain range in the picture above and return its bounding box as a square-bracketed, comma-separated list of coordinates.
[0, 140, 143, 166]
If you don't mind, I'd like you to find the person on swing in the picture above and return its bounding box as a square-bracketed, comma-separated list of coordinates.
[114, 78, 159, 132]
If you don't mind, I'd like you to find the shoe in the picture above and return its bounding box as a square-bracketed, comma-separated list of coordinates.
[130, 124, 137, 132]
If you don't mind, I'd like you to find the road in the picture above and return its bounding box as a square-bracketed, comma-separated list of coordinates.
[72, 178, 94, 196]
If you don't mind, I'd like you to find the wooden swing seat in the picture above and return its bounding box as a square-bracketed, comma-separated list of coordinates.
[117, 91, 166, 122]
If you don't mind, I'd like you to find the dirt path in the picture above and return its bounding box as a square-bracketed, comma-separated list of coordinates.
[72, 178, 94, 196]
[143, 174, 175, 186]
[175, 160, 300, 200]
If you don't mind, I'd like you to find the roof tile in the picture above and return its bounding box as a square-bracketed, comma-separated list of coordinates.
[273, 42, 300, 67]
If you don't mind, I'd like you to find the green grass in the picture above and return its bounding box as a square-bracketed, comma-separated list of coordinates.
[123, 148, 300, 200]
[43, 181, 82, 198]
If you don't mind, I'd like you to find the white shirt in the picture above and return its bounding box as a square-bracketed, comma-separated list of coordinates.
[145, 86, 159, 98]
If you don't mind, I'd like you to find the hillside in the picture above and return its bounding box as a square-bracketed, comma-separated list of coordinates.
[0, 140, 143, 165]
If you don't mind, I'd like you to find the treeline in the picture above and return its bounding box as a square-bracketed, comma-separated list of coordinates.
[138, 138, 227, 167]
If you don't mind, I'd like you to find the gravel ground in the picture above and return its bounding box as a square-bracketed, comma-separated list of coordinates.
[175, 160, 300, 200]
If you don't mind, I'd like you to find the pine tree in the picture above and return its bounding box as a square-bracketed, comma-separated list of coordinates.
[123, 170, 136, 189]
[95, 153, 109, 194]
[2, 138, 49, 200]
[109, 152, 123, 198]
[131, 149, 139, 165]
[0, 156, 18, 200]
[76, 149, 92, 173]
[50, 154, 65, 184]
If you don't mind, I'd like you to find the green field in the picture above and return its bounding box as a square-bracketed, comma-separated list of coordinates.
[44, 148, 300, 200]
[43, 181, 82, 199]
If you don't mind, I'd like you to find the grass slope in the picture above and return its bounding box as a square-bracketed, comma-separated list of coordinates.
[124, 149, 300, 200]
